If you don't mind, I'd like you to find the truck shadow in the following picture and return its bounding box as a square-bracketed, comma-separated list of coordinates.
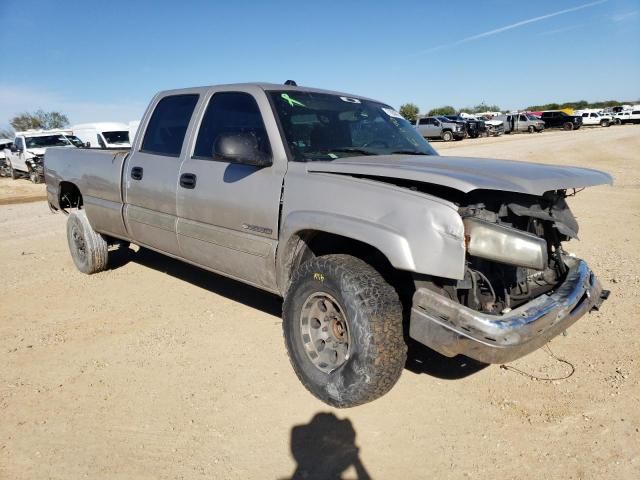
[108, 245, 282, 317]
[109, 246, 487, 379]
[405, 339, 488, 379]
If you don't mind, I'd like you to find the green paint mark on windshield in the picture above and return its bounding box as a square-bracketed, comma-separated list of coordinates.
[281, 93, 305, 107]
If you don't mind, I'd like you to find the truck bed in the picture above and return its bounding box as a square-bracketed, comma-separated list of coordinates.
[45, 147, 129, 238]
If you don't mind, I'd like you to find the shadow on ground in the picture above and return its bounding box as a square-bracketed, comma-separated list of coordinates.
[405, 339, 488, 379]
[109, 246, 487, 380]
[108, 245, 282, 317]
[282, 412, 371, 480]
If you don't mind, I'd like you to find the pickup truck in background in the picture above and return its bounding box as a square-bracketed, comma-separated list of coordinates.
[575, 111, 612, 127]
[5, 129, 83, 183]
[414, 115, 465, 141]
[443, 115, 486, 138]
[45, 82, 610, 407]
[540, 111, 583, 130]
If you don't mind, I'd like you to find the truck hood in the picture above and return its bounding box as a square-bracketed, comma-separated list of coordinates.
[306, 155, 612, 196]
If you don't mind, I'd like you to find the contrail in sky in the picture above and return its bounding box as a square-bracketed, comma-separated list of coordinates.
[411, 0, 608, 55]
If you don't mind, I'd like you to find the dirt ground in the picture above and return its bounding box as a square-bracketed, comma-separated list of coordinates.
[1, 126, 638, 479]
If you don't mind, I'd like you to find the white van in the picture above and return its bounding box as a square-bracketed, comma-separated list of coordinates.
[72, 122, 131, 149]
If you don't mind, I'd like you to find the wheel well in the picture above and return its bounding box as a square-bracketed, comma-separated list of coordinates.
[59, 182, 83, 212]
[284, 230, 412, 299]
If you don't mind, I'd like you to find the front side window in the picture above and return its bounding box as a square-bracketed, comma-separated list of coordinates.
[519, 115, 527, 121]
[269, 91, 437, 162]
[103, 131, 130, 145]
[193, 92, 270, 160]
[15, 137, 25, 150]
[141, 94, 199, 156]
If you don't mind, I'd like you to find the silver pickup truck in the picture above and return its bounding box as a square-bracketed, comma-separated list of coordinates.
[45, 82, 611, 407]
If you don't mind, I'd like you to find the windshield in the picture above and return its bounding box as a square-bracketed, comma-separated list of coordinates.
[526, 115, 540, 121]
[102, 130, 130, 145]
[269, 91, 437, 161]
[25, 135, 72, 148]
[64, 135, 84, 147]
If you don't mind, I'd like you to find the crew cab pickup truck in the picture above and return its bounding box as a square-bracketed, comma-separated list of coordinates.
[45, 82, 611, 408]
[540, 111, 583, 130]
[414, 116, 465, 141]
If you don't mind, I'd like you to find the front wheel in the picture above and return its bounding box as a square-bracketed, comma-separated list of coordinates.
[9, 163, 18, 180]
[283, 255, 407, 408]
[528, 125, 535, 133]
[29, 169, 41, 184]
[442, 131, 453, 142]
[563, 122, 574, 131]
[600, 120, 610, 127]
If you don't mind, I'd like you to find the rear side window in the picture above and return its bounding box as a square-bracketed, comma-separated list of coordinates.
[193, 92, 270, 160]
[141, 94, 199, 156]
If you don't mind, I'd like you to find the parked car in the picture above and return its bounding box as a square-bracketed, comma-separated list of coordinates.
[443, 115, 486, 138]
[5, 129, 82, 182]
[45, 82, 610, 407]
[72, 122, 131, 149]
[540, 111, 583, 130]
[575, 111, 612, 127]
[0, 138, 14, 177]
[617, 110, 640, 124]
[415, 116, 465, 141]
[496, 113, 545, 133]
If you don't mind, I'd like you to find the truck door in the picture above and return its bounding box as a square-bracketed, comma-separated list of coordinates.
[123, 93, 200, 255]
[176, 89, 286, 290]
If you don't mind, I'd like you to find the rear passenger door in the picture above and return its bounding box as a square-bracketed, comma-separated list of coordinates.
[176, 89, 286, 290]
[124, 93, 200, 255]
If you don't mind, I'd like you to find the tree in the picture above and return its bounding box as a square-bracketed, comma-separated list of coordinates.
[427, 105, 456, 116]
[399, 103, 420, 123]
[459, 102, 502, 114]
[0, 127, 14, 139]
[10, 110, 69, 131]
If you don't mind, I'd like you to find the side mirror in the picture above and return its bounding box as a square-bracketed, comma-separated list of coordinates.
[213, 132, 271, 167]
[10, 144, 18, 152]
[84, 142, 91, 148]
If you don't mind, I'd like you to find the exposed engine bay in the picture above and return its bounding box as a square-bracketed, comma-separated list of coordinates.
[456, 190, 579, 314]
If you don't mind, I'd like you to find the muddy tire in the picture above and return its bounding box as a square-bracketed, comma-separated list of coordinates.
[66, 210, 108, 274]
[283, 254, 407, 408]
[563, 122, 574, 131]
[442, 130, 453, 142]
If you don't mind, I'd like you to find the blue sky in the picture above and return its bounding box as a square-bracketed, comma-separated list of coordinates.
[1, 0, 638, 128]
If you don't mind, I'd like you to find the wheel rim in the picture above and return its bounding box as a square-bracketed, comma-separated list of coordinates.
[71, 225, 87, 262]
[299, 292, 351, 373]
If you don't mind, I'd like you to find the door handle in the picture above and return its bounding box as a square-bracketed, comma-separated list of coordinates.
[180, 173, 197, 189]
[131, 166, 143, 180]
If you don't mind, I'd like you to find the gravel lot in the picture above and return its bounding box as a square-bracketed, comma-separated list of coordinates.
[1, 126, 638, 479]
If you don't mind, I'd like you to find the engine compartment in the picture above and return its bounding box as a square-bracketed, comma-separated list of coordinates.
[457, 190, 578, 313]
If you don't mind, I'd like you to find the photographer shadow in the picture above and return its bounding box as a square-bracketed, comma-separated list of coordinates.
[285, 412, 371, 480]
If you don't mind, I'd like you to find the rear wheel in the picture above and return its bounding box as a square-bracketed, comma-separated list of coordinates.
[66, 210, 109, 274]
[442, 130, 453, 142]
[283, 254, 407, 408]
[563, 122, 574, 131]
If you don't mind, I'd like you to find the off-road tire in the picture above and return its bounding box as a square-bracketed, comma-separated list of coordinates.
[563, 122, 574, 131]
[9, 163, 18, 180]
[283, 254, 407, 408]
[528, 125, 535, 133]
[442, 130, 453, 142]
[66, 210, 109, 274]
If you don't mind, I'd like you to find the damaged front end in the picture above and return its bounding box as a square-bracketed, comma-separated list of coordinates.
[410, 190, 609, 363]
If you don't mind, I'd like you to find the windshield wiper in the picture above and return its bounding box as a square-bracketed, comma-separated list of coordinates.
[327, 147, 377, 156]
[389, 150, 429, 155]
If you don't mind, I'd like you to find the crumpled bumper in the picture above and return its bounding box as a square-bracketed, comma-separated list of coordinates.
[409, 256, 609, 364]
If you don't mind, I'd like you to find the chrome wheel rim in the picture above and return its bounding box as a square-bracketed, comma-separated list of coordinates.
[299, 292, 351, 373]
